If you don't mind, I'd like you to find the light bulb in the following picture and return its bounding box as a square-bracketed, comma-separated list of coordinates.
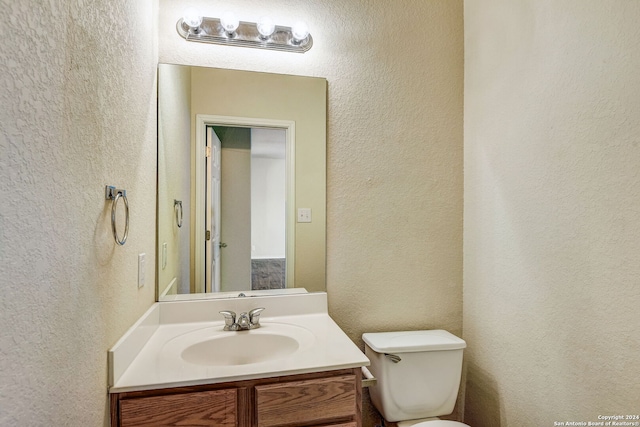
[292, 21, 309, 43]
[220, 11, 239, 34]
[257, 16, 276, 39]
[182, 7, 203, 29]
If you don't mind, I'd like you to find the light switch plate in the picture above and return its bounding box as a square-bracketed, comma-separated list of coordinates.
[162, 243, 167, 270]
[297, 208, 312, 223]
[138, 253, 146, 288]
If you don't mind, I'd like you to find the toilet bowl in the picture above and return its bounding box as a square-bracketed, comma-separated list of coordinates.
[362, 330, 470, 427]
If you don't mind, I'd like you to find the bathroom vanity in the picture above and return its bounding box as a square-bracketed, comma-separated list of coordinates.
[109, 292, 368, 427]
[111, 368, 361, 426]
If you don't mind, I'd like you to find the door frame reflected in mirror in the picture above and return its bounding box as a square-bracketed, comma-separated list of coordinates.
[194, 115, 296, 293]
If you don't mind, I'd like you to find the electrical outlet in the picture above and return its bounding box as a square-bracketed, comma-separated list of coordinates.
[297, 208, 312, 223]
[138, 253, 146, 288]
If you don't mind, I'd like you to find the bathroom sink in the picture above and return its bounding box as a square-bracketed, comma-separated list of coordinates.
[162, 322, 316, 367]
[182, 333, 299, 366]
[110, 293, 371, 392]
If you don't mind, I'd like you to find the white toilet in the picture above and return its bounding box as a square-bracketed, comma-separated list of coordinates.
[362, 330, 470, 427]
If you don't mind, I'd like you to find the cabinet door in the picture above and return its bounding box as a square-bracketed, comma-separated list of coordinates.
[255, 374, 356, 427]
[119, 388, 237, 427]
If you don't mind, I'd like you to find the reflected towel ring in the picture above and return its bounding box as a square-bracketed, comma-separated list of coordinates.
[174, 199, 183, 228]
[105, 185, 129, 246]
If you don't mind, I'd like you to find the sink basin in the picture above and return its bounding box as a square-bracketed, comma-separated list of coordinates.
[161, 322, 316, 367]
[182, 333, 299, 366]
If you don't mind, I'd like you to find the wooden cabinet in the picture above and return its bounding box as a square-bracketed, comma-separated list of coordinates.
[110, 368, 362, 427]
[255, 374, 357, 427]
[119, 388, 240, 427]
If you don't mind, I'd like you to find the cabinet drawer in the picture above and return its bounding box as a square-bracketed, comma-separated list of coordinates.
[255, 374, 356, 427]
[120, 388, 237, 427]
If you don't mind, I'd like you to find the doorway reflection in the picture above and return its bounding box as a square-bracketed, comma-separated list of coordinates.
[206, 126, 287, 293]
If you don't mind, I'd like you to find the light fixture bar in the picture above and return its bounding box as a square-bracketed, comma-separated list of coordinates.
[176, 17, 313, 53]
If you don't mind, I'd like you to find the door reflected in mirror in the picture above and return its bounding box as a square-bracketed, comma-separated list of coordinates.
[205, 126, 288, 293]
[157, 64, 327, 300]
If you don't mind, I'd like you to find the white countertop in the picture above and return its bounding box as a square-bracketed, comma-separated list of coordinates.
[109, 292, 369, 393]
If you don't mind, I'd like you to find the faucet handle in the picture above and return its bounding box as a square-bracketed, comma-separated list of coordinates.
[219, 311, 237, 331]
[249, 307, 265, 327]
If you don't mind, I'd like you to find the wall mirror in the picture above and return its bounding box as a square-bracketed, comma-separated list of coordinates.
[157, 64, 327, 301]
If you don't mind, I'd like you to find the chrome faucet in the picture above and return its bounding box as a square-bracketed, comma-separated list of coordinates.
[219, 307, 265, 331]
[237, 312, 251, 329]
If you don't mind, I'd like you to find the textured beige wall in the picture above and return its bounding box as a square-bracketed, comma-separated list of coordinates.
[158, 64, 191, 295]
[464, 1, 640, 425]
[0, 1, 158, 426]
[160, 0, 463, 332]
[160, 1, 463, 424]
[1, 1, 462, 425]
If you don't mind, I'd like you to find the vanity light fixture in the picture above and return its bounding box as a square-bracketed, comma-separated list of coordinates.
[220, 11, 239, 36]
[257, 16, 276, 39]
[291, 21, 309, 44]
[177, 9, 312, 53]
[182, 7, 203, 33]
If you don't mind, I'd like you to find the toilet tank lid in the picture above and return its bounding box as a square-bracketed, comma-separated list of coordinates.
[362, 330, 466, 353]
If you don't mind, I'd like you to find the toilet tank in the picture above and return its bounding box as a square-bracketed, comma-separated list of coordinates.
[363, 330, 466, 423]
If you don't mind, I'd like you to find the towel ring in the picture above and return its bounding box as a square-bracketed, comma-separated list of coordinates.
[105, 186, 129, 246]
[174, 200, 183, 228]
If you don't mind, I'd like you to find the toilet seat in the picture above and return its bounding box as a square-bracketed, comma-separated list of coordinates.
[412, 421, 470, 427]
